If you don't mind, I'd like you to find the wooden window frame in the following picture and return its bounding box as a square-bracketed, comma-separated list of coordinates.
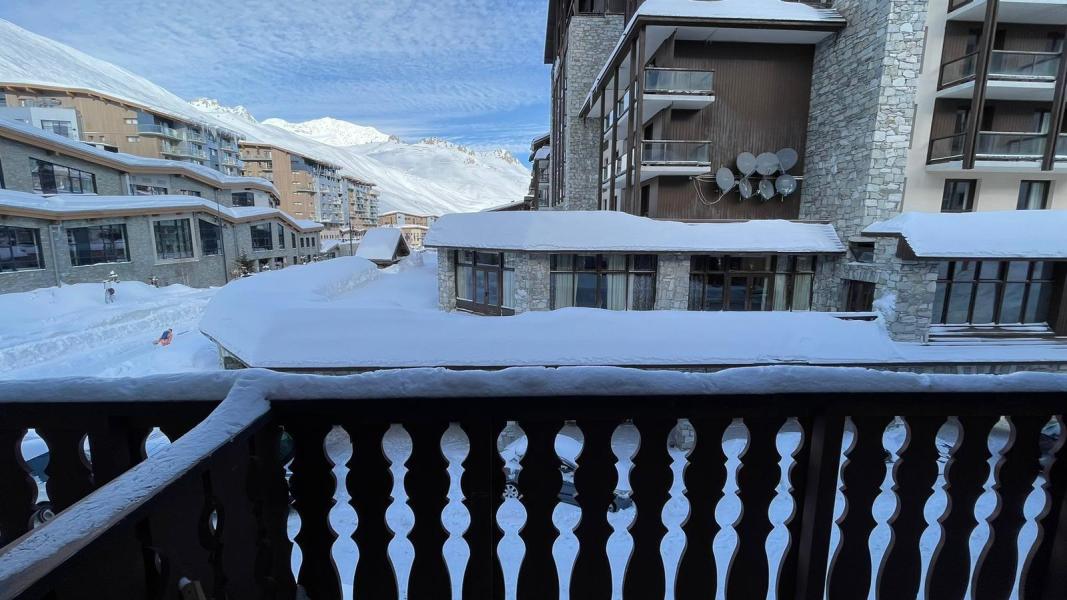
[548, 253, 658, 311]
[933, 260, 1057, 325]
[455, 250, 516, 316]
[688, 255, 816, 312]
[941, 179, 977, 212]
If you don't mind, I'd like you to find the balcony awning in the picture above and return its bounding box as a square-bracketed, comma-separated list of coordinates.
[425, 211, 845, 254]
[864, 210, 1067, 259]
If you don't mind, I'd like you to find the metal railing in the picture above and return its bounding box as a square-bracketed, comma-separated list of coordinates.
[644, 67, 715, 95]
[2, 369, 1067, 599]
[928, 131, 1058, 162]
[940, 50, 1061, 89]
[136, 123, 181, 139]
[641, 140, 712, 165]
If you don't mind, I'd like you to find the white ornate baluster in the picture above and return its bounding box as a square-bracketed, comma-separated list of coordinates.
[713, 418, 747, 600]
[553, 421, 583, 599]
[767, 418, 804, 599]
[441, 423, 471, 599]
[608, 421, 638, 600]
[662, 419, 695, 600]
[383, 424, 414, 598]
[325, 426, 357, 600]
[497, 421, 528, 600]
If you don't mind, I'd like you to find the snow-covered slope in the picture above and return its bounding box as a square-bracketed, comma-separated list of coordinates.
[261, 116, 399, 146]
[0, 19, 529, 216]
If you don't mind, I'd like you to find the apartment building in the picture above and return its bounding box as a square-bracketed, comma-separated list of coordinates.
[0, 117, 319, 292]
[345, 175, 381, 230]
[239, 142, 347, 226]
[377, 211, 437, 228]
[503, 0, 1067, 344]
[0, 84, 243, 175]
[527, 134, 551, 209]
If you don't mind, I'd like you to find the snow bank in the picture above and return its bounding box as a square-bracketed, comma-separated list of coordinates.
[425, 211, 846, 254]
[864, 210, 1067, 259]
[197, 254, 1067, 369]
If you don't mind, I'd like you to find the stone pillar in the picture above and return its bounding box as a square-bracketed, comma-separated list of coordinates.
[436, 248, 456, 311]
[557, 14, 624, 212]
[654, 254, 691, 310]
[876, 239, 939, 342]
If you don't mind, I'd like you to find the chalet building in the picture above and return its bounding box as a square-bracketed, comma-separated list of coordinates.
[525, 134, 551, 209]
[0, 84, 243, 176]
[539, 0, 1067, 343]
[377, 210, 437, 228]
[238, 142, 347, 226]
[355, 227, 411, 267]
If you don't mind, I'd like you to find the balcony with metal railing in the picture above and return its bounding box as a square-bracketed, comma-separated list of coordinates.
[949, 0, 1067, 25]
[2, 368, 1067, 599]
[939, 50, 1061, 101]
[136, 123, 182, 140]
[928, 130, 1067, 166]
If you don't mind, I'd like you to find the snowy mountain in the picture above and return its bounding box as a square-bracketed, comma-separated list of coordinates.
[0, 19, 529, 216]
[261, 117, 399, 146]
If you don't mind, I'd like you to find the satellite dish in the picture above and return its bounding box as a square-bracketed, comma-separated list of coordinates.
[738, 178, 754, 200]
[715, 167, 736, 192]
[776, 174, 798, 197]
[755, 152, 780, 176]
[736, 152, 757, 177]
[758, 179, 776, 201]
[776, 148, 799, 172]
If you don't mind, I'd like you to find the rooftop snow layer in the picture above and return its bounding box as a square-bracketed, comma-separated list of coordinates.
[425, 211, 846, 254]
[0, 118, 277, 195]
[863, 210, 1067, 259]
[634, 0, 845, 23]
[0, 189, 322, 231]
[355, 228, 408, 261]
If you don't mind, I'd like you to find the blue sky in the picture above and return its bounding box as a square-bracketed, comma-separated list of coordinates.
[0, 0, 551, 157]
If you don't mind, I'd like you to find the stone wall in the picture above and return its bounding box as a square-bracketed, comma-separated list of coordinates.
[558, 14, 624, 211]
[802, 0, 930, 338]
[0, 137, 125, 195]
[436, 248, 456, 311]
[654, 254, 690, 310]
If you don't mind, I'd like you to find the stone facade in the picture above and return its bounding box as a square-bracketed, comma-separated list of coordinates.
[0, 212, 320, 294]
[653, 254, 690, 311]
[553, 14, 624, 212]
[802, 0, 931, 340]
[437, 248, 456, 311]
[0, 137, 125, 195]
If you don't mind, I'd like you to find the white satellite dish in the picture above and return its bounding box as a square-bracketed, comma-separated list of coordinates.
[755, 152, 780, 176]
[736, 152, 757, 177]
[738, 178, 754, 200]
[776, 174, 798, 197]
[715, 167, 737, 192]
[758, 179, 776, 201]
[776, 148, 799, 172]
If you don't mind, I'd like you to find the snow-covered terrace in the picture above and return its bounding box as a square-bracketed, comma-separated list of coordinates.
[864, 210, 1067, 259]
[0, 118, 278, 196]
[198, 254, 1067, 371]
[424, 211, 846, 254]
[0, 189, 323, 232]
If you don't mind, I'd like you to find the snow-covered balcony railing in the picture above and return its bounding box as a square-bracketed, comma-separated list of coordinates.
[2, 368, 1067, 600]
[928, 131, 1067, 164]
[644, 67, 714, 96]
[938, 50, 1061, 90]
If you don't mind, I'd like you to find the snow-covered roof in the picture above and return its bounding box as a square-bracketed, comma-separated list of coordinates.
[425, 211, 845, 254]
[0, 118, 278, 196]
[532, 146, 550, 161]
[355, 228, 410, 263]
[863, 210, 1067, 259]
[0, 189, 323, 232]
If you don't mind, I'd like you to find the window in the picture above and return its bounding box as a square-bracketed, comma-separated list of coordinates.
[688, 255, 815, 312]
[292, 233, 296, 248]
[39, 120, 72, 137]
[941, 179, 976, 212]
[231, 192, 255, 207]
[30, 159, 97, 194]
[251, 223, 273, 251]
[550, 254, 657, 311]
[154, 219, 194, 260]
[133, 184, 168, 196]
[1017, 181, 1049, 210]
[126, 136, 140, 143]
[0, 157, 4, 189]
[299, 237, 305, 248]
[199, 219, 221, 256]
[278, 225, 286, 249]
[850, 242, 875, 263]
[455, 250, 518, 314]
[0, 226, 44, 271]
[125, 118, 138, 125]
[178, 189, 202, 197]
[933, 261, 1056, 325]
[67, 225, 128, 266]
[845, 280, 876, 312]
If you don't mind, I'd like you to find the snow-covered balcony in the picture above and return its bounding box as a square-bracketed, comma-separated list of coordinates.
[937, 50, 1061, 102]
[2, 368, 1067, 599]
[927, 131, 1067, 170]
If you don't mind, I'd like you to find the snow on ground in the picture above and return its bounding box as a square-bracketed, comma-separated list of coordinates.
[0, 281, 220, 380]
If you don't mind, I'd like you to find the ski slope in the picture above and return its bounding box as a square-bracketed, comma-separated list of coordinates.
[0, 281, 221, 380]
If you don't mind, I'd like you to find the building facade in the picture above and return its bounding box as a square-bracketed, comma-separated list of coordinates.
[0, 85, 243, 175]
[538, 0, 1067, 343]
[526, 134, 551, 209]
[239, 142, 346, 226]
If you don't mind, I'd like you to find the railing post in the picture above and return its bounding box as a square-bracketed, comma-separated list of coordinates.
[792, 412, 845, 600]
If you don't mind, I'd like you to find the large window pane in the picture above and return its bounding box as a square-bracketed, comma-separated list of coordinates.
[486, 271, 500, 305]
[456, 265, 472, 300]
[475, 270, 487, 303]
[972, 282, 999, 323]
[199, 219, 221, 256]
[688, 275, 705, 311]
[792, 274, 813, 311]
[932, 283, 948, 324]
[0, 226, 44, 271]
[946, 283, 973, 324]
[630, 273, 655, 310]
[602, 273, 627, 310]
[750, 277, 769, 311]
[1000, 283, 1026, 323]
[67, 225, 129, 266]
[1024, 283, 1053, 323]
[154, 219, 194, 260]
[575, 273, 598, 307]
[251, 223, 273, 250]
[705, 275, 724, 310]
[551, 273, 574, 308]
[728, 277, 747, 311]
[503, 269, 515, 308]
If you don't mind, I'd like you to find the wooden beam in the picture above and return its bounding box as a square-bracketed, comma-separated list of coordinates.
[1042, 25, 1067, 171]
[598, 91, 607, 210]
[609, 73, 619, 211]
[962, 0, 999, 170]
[632, 26, 646, 215]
